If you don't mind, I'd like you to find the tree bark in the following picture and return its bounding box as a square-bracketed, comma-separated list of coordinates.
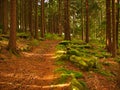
[8, 0, 17, 52]
[85, 0, 89, 43]
[116, 0, 119, 49]
[106, 0, 112, 52]
[58, 0, 62, 35]
[81, 0, 84, 41]
[64, 0, 71, 40]
[29, 0, 34, 37]
[24, 0, 28, 32]
[41, 0, 45, 38]
[35, 0, 39, 39]
[3, 0, 8, 34]
[112, 0, 117, 57]
[0, 0, 3, 30]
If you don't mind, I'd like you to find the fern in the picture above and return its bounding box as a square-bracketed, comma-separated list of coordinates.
[55, 68, 83, 78]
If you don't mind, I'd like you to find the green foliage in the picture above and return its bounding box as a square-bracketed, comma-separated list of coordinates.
[94, 69, 114, 76]
[57, 40, 111, 71]
[55, 68, 84, 85]
[17, 32, 30, 39]
[67, 49, 80, 56]
[0, 24, 3, 33]
[29, 39, 40, 46]
[55, 68, 83, 79]
[0, 36, 8, 41]
[45, 33, 61, 40]
[102, 62, 111, 66]
[56, 44, 66, 51]
[55, 59, 65, 65]
[70, 55, 100, 71]
[70, 78, 88, 90]
[114, 56, 120, 63]
[58, 73, 70, 83]
[56, 40, 113, 89]
[59, 40, 71, 47]
[0, 24, 3, 29]
[57, 54, 69, 61]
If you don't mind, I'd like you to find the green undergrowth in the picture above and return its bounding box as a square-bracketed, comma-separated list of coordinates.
[94, 69, 114, 76]
[17, 32, 30, 39]
[29, 39, 40, 46]
[56, 40, 111, 71]
[45, 33, 62, 40]
[17, 38, 40, 52]
[115, 56, 120, 63]
[55, 67, 88, 90]
[55, 40, 113, 89]
[115, 47, 120, 63]
[0, 25, 3, 33]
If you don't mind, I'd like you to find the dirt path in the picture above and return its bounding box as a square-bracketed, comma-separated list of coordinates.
[0, 40, 69, 90]
[0, 40, 120, 90]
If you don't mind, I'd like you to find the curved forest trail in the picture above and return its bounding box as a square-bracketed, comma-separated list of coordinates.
[0, 40, 70, 90]
[0, 40, 120, 90]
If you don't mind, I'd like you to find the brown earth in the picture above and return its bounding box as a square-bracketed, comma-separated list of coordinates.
[0, 40, 70, 90]
[0, 40, 120, 90]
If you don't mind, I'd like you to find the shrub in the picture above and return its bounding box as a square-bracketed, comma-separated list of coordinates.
[17, 32, 30, 39]
[29, 39, 40, 46]
[45, 33, 61, 40]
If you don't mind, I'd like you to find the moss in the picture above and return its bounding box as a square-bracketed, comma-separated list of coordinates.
[67, 49, 80, 56]
[70, 55, 100, 71]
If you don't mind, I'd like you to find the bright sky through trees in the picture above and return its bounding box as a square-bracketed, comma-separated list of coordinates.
[38, 0, 48, 5]
[45, 0, 49, 2]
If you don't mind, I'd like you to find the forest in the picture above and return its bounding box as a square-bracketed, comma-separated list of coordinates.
[0, 0, 120, 90]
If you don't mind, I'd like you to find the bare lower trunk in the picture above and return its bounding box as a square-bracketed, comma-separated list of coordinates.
[8, 0, 17, 52]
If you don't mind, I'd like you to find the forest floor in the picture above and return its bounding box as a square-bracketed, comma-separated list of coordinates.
[0, 39, 120, 90]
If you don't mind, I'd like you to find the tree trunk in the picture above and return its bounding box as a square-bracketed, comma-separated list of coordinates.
[29, 0, 34, 37]
[41, 0, 45, 38]
[35, 0, 38, 39]
[81, 0, 84, 41]
[64, 0, 71, 40]
[112, 0, 117, 57]
[116, 0, 119, 49]
[106, 0, 112, 52]
[22, 0, 25, 32]
[24, 0, 28, 32]
[8, 0, 17, 52]
[0, 0, 3, 30]
[58, 0, 62, 35]
[20, 0, 23, 31]
[3, 0, 8, 34]
[85, 0, 89, 43]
